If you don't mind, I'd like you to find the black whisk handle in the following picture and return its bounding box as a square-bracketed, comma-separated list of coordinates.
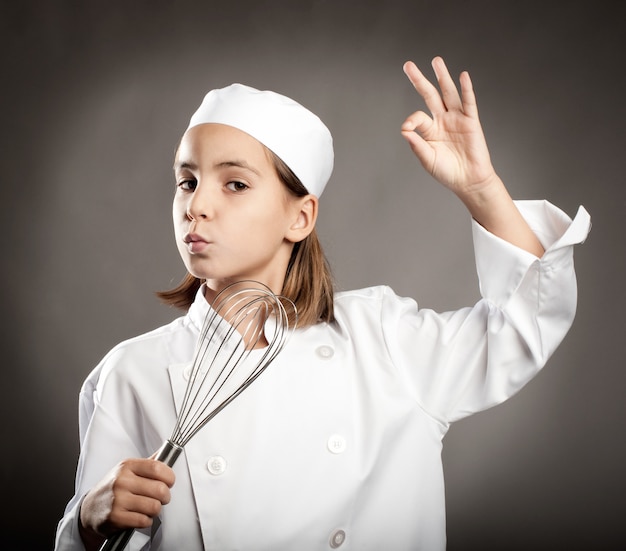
[99, 528, 134, 551]
[98, 441, 184, 551]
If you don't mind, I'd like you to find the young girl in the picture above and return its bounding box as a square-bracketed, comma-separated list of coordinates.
[55, 57, 590, 550]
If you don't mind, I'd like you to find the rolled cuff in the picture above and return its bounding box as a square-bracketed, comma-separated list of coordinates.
[472, 200, 591, 308]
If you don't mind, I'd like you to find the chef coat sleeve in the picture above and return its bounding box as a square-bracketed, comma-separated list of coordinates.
[54, 360, 153, 551]
[381, 200, 591, 424]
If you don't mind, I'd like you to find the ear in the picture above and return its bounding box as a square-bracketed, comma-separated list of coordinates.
[286, 195, 318, 243]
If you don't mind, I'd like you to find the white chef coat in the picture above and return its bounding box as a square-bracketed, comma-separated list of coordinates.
[55, 201, 590, 551]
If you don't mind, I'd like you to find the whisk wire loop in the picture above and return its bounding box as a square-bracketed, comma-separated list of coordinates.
[100, 280, 296, 551]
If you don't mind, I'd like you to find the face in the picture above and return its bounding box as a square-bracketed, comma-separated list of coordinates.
[173, 123, 309, 298]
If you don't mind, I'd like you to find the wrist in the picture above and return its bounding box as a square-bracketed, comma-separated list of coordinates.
[455, 176, 545, 257]
[455, 172, 508, 217]
[78, 501, 106, 551]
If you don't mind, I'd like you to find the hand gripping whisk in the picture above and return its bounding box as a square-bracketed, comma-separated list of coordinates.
[100, 280, 297, 551]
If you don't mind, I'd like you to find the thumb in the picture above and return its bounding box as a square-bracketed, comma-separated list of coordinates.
[401, 129, 435, 174]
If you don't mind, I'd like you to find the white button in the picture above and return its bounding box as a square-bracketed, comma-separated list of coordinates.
[207, 456, 227, 475]
[329, 529, 346, 548]
[327, 434, 347, 454]
[183, 365, 207, 381]
[316, 345, 334, 359]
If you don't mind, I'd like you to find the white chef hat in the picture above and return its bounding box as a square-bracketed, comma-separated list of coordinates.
[187, 83, 334, 197]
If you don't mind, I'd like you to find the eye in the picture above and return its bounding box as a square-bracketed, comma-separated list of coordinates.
[225, 181, 249, 192]
[177, 179, 197, 191]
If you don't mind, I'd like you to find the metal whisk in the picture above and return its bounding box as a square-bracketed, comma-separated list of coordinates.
[100, 280, 297, 551]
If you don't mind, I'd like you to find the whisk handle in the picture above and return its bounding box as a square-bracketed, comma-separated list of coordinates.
[154, 439, 184, 466]
[98, 528, 134, 551]
[98, 441, 183, 551]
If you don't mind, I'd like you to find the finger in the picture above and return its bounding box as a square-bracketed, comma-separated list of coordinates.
[114, 462, 173, 505]
[431, 56, 463, 112]
[403, 60, 446, 115]
[110, 494, 163, 530]
[459, 70, 479, 119]
[131, 458, 176, 488]
[133, 476, 172, 505]
[401, 109, 434, 136]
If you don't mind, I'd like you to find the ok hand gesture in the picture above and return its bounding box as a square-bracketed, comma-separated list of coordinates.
[401, 56, 544, 257]
[401, 56, 499, 199]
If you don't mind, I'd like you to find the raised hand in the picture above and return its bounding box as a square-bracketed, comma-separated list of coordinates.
[401, 56, 499, 199]
[401, 56, 544, 257]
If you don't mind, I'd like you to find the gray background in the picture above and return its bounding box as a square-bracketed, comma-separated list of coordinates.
[1, 1, 624, 549]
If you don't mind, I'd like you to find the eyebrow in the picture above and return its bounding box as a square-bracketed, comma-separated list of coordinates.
[173, 160, 195, 173]
[173, 159, 261, 176]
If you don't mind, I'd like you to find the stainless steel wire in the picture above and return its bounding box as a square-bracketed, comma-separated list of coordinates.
[100, 280, 296, 551]
[171, 280, 296, 446]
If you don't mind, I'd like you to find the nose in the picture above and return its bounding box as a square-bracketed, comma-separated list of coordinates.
[186, 183, 215, 221]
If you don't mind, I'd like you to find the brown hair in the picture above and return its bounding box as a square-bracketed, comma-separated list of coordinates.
[156, 149, 335, 327]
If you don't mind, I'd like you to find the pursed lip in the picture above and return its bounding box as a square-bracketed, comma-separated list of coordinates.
[183, 232, 212, 253]
[183, 232, 208, 244]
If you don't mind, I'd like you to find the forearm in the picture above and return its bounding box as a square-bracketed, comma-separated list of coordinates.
[457, 174, 545, 257]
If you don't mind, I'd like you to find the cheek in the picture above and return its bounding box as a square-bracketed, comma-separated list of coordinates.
[172, 199, 187, 227]
[248, 205, 291, 240]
